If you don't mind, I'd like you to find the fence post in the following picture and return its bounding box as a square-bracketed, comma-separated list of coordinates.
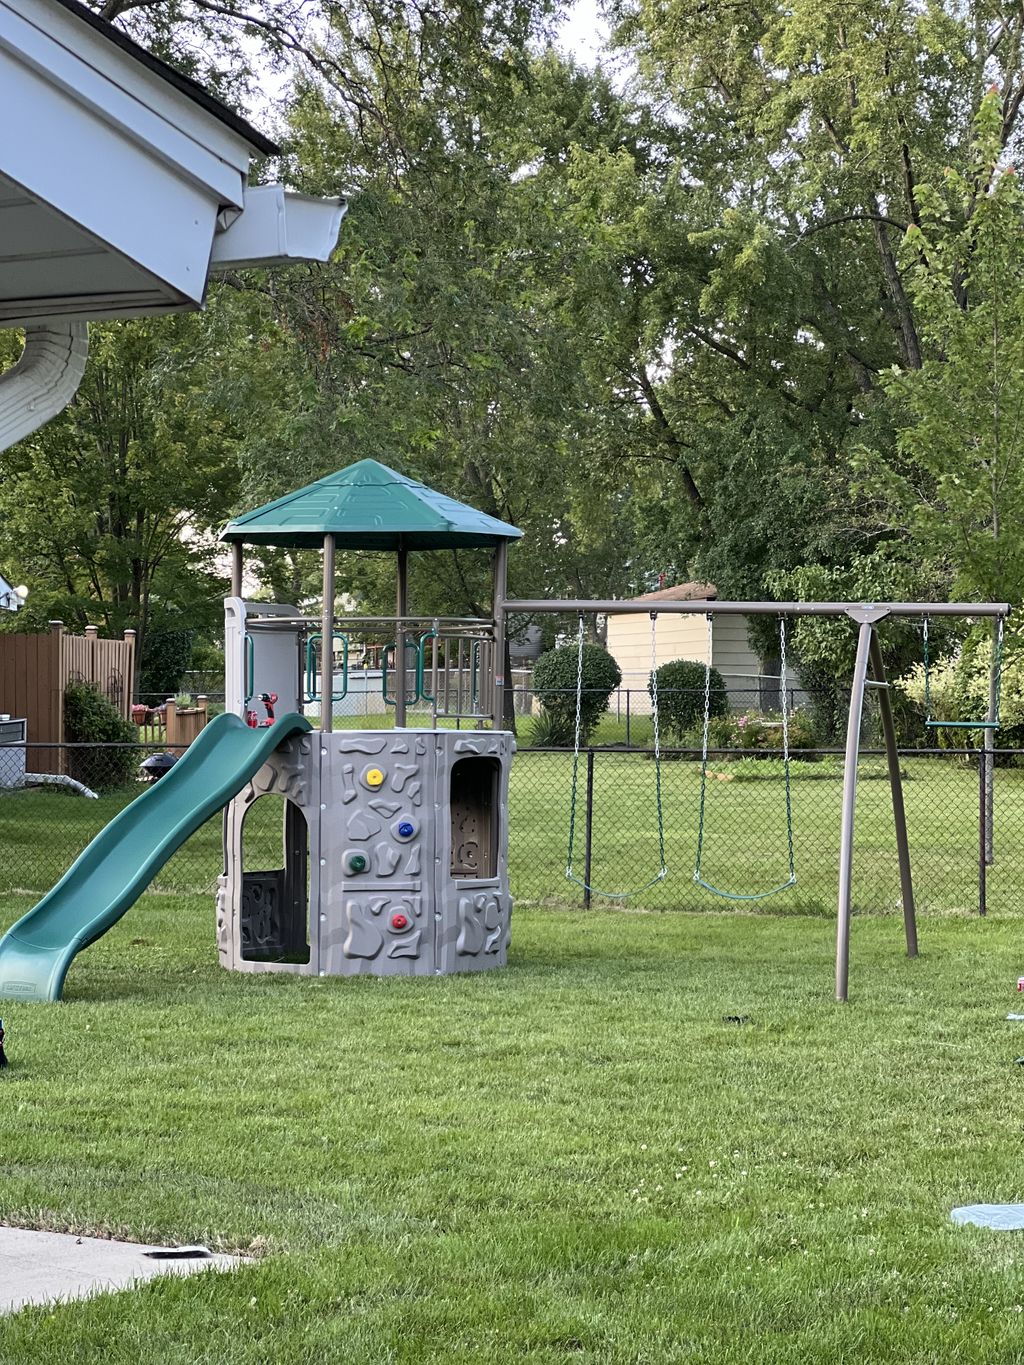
[583, 748, 595, 909]
[626, 690, 631, 748]
[123, 629, 136, 711]
[979, 747, 988, 917]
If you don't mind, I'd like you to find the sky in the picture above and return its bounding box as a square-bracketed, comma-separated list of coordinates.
[556, 0, 610, 68]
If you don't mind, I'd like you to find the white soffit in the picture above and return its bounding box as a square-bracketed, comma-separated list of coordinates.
[0, 0, 267, 322]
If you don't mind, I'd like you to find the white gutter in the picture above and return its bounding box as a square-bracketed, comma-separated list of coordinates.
[0, 321, 88, 453]
[210, 186, 347, 271]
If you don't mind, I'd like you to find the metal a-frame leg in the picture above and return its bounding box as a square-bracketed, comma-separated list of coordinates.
[836, 621, 873, 1002]
[836, 611, 918, 1002]
[868, 631, 917, 959]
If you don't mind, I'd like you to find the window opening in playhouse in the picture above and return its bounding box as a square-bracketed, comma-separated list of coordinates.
[239, 795, 310, 964]
[450, 756, 500, 879]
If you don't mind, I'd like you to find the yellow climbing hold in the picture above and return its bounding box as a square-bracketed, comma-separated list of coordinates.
[366, 768, 385, 788]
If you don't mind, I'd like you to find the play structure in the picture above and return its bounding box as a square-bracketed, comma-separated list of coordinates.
[502, 596, 1011, 1001]
[0, 457, 1012, 1003]
[0, 460, 520, 1001]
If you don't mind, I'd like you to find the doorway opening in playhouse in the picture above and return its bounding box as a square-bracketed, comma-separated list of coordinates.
[450, 756, 500, 879]
[239, 795, 311, 964]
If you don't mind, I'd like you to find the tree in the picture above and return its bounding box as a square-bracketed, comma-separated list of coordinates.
[0, 296, 281, 663]
[867, 92, 1024, 605]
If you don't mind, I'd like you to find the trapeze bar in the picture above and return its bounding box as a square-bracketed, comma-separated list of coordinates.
[926, 720, 1002, 730]
[502, 599, 1012, 619]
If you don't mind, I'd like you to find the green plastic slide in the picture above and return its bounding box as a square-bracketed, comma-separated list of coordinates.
[0, 711, 312, 1003]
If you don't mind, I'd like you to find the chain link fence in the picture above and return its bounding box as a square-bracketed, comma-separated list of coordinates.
[0, 739, 1017, 920]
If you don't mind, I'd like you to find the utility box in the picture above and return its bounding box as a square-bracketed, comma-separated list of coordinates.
[0, 718, 26, 787]
[217, 728, 514, 978]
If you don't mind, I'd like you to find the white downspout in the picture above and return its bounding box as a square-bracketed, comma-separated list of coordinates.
[0, 323, 89, 453]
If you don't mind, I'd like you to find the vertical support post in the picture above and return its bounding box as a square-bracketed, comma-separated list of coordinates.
[583, 748, 595, 909]
[626, 689, 631, 749]
[492, 539, 508, 730]
[231, 542, 243, 599]
[395, 546, 408, 727]
[868, 632, 917, 958]
[321, 533, 335, 734]
[979, 746, 988, 917]
[836, 619, 875, 1002]
[123, 628, 136, 709]
[985, 617, 997, 866]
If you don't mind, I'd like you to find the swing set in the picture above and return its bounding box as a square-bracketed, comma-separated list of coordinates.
[502, 595, 1011, 1001]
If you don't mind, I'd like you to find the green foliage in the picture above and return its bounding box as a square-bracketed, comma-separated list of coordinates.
[533, 643, 621, 746]
[139, 630, 194, 700]
[0, 302, 264, 652]
[690, 708, 816, 753]
[650, 659, 727, 740]
[63, 682, 139, 789]
[866, 92, 1024, 605]
[900, 624, 1024, 751]
[523, 708, 567, 749]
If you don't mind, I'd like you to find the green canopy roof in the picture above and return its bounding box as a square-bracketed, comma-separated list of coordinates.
[222, 459, 523, 551]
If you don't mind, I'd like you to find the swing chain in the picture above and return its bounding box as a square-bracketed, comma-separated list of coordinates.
[566, 610, 667, 897]
[650, 612, 667, 878]
[694, 614, 796, 899]
[694, 615, 713, 883]
[565, 614, 585, 879]
[924, 613, 1005, 730]
[779, 617, 796, 884]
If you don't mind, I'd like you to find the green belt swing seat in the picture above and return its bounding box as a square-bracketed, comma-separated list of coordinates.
[692, 615, 797, 902]
[922, 615, 1004, 731]
[564, 611, 668, 900]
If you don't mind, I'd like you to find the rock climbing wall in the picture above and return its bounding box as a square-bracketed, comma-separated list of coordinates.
[319, 729, 433, 977]
[318, 729, 513, 977]
[218, 728, 513, 980]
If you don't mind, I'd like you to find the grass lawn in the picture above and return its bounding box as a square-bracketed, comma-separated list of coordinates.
[2, 900, 1024, 1361]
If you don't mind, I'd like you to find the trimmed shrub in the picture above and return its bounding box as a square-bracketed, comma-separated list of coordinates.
[139, 628, 194, 700]
[651, 658, 727, 740]
[64, 682, 139, 789]
[533, 643, 621, 747]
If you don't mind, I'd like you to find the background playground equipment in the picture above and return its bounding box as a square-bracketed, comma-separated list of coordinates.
[501, 597, 1011, 1001]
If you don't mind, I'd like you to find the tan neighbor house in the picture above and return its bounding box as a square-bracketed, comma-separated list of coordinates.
[605, 582, 764, 710]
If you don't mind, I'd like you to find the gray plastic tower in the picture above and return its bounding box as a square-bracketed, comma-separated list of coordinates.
[217, 461, 522, 982]
[217, 727, 513, 978]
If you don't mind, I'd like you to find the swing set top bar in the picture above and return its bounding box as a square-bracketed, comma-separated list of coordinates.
[502, 599, 1011, 620]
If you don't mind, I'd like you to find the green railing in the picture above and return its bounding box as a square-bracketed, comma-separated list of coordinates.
[304, 632, 349, 703]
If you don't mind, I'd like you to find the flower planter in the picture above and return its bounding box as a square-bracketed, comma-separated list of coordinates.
[165, 697, 208, 748]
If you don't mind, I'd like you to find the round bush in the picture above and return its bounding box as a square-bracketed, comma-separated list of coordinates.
[533, 643, 621, 746]
[650, 658, 727, 740]
[64, 681, 139, 789]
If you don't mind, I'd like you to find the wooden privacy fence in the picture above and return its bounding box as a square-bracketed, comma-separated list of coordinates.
[0, 622, 136, 773]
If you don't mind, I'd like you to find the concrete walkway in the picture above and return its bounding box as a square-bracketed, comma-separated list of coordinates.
[0, 1227, 242, 1314]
